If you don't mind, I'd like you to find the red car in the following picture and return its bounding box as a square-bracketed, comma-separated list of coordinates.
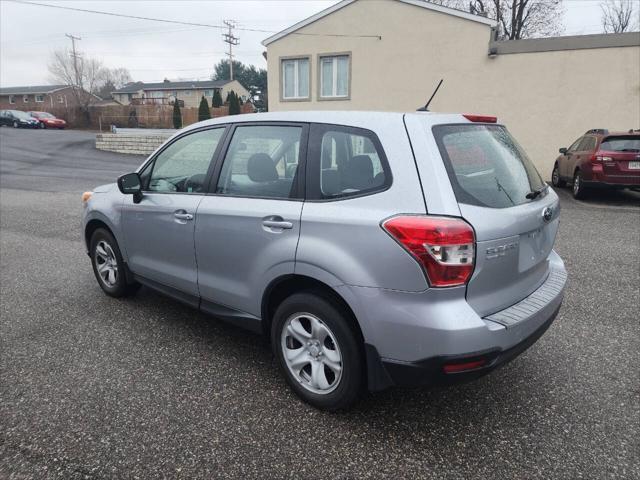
[28, 111, 67, 129]
[552, 129, 640, 199]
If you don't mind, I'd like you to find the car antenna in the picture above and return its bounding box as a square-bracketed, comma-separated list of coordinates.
[417, 79, 443, 112]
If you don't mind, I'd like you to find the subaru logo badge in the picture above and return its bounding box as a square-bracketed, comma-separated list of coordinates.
[542, 207, 553, 223]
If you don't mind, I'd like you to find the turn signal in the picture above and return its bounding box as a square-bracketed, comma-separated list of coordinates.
[382, 216, 475, 287]
[82, 191, 93, 205]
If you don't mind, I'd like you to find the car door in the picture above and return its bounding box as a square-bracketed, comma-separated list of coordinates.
[121, 127, 227, 299]
[570, 135, 596, 177]
[195, 123, 308, 320]
[560, 136, 583, 178]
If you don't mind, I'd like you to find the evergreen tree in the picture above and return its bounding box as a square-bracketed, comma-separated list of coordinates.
[198, 96, 211, 121]
[172, 100, 182, 129]
[212, 89, 223, 108]
[228, 91, 241, 115]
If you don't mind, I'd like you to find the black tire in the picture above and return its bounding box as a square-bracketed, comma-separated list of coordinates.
[271, 291, 364, 411]
[89, 228, 140, 298]
[551, 163, 565, 187]
[572, 170, 588, 199]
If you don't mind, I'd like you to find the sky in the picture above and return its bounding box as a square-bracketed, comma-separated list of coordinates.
[0, 0, 622, 87]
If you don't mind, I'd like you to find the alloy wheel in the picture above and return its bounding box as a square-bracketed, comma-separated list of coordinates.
[552, 166, 559, 186]
[573, 173, 580, 196]
[281, 313, 343, 394]
[94, 240, 118, 287]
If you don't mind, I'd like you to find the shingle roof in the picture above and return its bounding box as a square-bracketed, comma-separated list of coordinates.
[0, 85, 69, 95]
[113, 80, 233, 94]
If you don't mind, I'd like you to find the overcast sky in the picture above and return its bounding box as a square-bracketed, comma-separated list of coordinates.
[0, 0, 614, 87]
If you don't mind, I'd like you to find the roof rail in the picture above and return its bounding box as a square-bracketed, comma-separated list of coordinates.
[629, 129, 640, 133]
[585, 129, 609, 135]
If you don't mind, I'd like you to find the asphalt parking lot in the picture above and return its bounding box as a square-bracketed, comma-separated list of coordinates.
[1, 128, 638, 479]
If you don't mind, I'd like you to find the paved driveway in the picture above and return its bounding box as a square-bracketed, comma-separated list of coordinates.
[1, 128, 638, 479]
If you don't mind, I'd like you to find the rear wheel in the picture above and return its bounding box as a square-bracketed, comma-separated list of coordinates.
[572, 170, 587, 199]
[39, 122, 45, 129]
[90, 228, 140, 297]
[551, 164, 565, 187]
[272, 292, 364, 411]
[13, 121, 18, 128]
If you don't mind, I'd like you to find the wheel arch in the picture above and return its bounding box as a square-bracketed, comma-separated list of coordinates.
[261, 274, 364, 345]
[84, 218, 115, 252]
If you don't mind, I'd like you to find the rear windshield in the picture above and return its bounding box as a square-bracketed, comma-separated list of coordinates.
[433, 124, 546, 208]
[600, 136, 640, 153]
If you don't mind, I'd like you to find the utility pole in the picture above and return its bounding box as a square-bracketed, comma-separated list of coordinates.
[222, 20, 239, 81]
[65, 33, 82, 87]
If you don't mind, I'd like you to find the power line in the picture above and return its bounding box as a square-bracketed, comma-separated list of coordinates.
[8, 0, 382, 40]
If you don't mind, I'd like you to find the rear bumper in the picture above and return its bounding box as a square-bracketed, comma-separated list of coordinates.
[346, 251, 567, 391]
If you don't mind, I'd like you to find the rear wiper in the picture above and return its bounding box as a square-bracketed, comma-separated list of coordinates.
[620, 148, 640, 152]
[526, 188, 544, 200]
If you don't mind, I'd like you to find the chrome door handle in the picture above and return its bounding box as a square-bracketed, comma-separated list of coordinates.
[262, 220, 293, 229]
[174, 211, 194, 221]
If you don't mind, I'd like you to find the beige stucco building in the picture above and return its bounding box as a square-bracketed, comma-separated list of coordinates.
[262, 0, 640, 177]
[112, 79, 250, 109]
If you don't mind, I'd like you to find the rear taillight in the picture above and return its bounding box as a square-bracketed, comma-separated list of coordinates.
[382, 216, 475, 287]
[592, 152, 613, 163]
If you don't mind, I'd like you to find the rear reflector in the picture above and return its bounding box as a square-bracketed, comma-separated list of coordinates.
[463, 114, 497, 123]
[382, 216, 475, 287]
[443, 358, 487, 373]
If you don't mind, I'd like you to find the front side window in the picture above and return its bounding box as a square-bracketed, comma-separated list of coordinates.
[216, 125, 303, 199]
[567, 137, 583, 152]
[312, 125, 389, 199]
[320, 55, 349, 99]
[282, 58, 309, 100]
[434, 124, 546, 209]
[146, 128, 224, 193]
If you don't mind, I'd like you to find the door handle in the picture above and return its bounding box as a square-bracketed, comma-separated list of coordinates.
[262, 219, 293, 230]
[174, 210, 194, 221]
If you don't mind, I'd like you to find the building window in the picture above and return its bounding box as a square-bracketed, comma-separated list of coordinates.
[35, 94, 44, 103]
[58, 95, 64, 104]
[9, 95, 15, 104]
[319, 55, 350, 99]
[182, 90, 192, 96]
[204, 90, 213, 97]
[282, 57, 310, 100]
[23, 95, 29, 103]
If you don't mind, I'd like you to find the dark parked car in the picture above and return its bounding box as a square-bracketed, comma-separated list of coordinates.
[0, 110, 40, 128]
[28, 111, 67, 129]
[552, 129, 640, 198]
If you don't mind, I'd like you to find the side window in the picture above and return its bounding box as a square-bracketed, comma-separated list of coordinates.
[567, 137, 583, 152]
[147, 128, 224, 193]
[216, 125, 303, 199]
[578, 136, 596, 152]
[314, 126, 389, 199]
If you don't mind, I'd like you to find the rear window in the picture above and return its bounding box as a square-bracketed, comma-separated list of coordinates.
[600, 136, 640, 153]
[433, 124, 546, 208]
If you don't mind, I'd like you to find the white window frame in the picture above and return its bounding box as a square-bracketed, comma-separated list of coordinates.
[319, 54, 350, 100]
[35, 94, 44, 103]
[281, 57, 310, 101]
[9, 95, 15, 104]
[57, 95, 64, 104]
[182, 90, 192, 96]
[23, 95, 29, 103]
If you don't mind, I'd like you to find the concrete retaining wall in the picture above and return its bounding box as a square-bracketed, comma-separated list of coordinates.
[95, 132, 174, 155]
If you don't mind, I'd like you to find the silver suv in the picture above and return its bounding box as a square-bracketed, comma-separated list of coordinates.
[82, 112, 567, 410]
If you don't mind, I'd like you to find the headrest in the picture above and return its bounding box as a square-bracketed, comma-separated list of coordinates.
[247, 153, 278, 182]
[344, 155, 374, 190]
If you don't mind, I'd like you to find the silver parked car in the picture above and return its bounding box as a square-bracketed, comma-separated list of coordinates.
[82, 112, 567, 410]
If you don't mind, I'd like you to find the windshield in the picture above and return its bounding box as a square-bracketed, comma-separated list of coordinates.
[600, 136, 640, 152]
[12, 111, 32, 120]
[433, 124, 546, 208]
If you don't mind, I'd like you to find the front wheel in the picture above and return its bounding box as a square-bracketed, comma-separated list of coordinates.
[272, 292, 364, 411]
[40, 122, 45, 129]
[572, 171, 588, 199]
[551, 164, 565, 187]
[13, 121, 18, 128]
[90, 228, 140, 297]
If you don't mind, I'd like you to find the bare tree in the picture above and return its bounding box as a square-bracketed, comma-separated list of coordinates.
[96, 67, 133, 100]
[433, 0, 564, 39]
[601, 0, 638, 33]
[48, 49, 103, 116]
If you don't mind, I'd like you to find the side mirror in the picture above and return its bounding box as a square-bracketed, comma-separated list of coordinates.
[117, 172, 143, 203]
[559, 147, 568, 154]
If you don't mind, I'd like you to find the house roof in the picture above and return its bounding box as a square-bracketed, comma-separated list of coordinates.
[0, 85, 69, 95]
[261, 0, 496, 46]
[113, 79, 234, 94]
